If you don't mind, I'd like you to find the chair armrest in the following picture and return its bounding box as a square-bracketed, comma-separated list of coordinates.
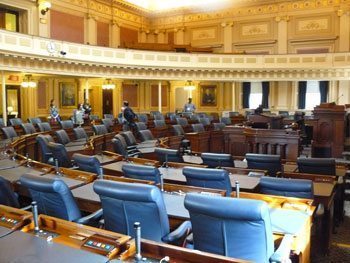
[126, 145, 137, 150]
[74, 209, 103, 227]
[270, 234, 293, 263]
[162, 220, 191, 245]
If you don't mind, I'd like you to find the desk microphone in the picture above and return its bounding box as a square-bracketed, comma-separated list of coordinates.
[54, 159, 62, 176]
[235, 181, 240, 198]
[134, 222, 142, 261]
[32, 201, 40, 233]
[99, 167, 104, 180]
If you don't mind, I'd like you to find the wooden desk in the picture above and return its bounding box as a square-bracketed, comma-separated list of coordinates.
[185, 132, 210, 152]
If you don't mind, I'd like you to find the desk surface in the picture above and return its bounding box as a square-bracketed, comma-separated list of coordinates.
[158, 167, 259, 190]
[0, 226, 107, 263]
[182, 155, 203, 165]
[0, 158, 20, 169]
[102, 161, 155, 172]
[283, 163, 346, 177]
[65, 145, 87, 152]
[94, 154, 117, 165]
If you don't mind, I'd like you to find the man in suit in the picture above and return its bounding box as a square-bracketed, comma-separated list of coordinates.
[122, 101, 136, 130]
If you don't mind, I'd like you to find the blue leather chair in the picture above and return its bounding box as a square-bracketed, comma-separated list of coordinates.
[89, 115, 100, 121]
[37, 122, 52, 132]
[154, 120, 166, 128]
[102, 118, 114, 132]
[176, 117, 189, 127]
[93, 124, 108, 135]
[59, 120, 74, 129]
[36, 134, 54, 164]
[93, 180, 191, 244]
[199, 117, 210, 126]
[201, 153, 234, 168]
[246, 153, 281, 177]
[154, 114, 165, 121]
[297, 157, 335, 175]
[213, 122, 226, 131]
[154, 147, 183, 164]
[55, 130, 71, 145]
[72, 153, 102, 175]
[104, 114, 114, 120]
[20, 174, 102, 225]
[191, 123, 205, 133]
[112, 135, 140, 157]
[73, 127, 88, 140]
[138, 130, 154, 142]
[172, 125, 185, 136]
[183, 167, 232, 196]
[47, 142, 72, 167]
[122, 163, 160, 184]
[28, 117, 42, 126]
[0, 177, 20, 208]
[121, 131, 137, 146]
[21, 123, 36, 134]
[184, 193, 292, 262]
[9, 118, 23, 126]
[220, 117, 231, 125]
[135, 122, 147, 132]
[1, 127, 18, 140]
[138, 114, 148, 123]
[0, 118, 4, 128]
[260, 176, 314, 199]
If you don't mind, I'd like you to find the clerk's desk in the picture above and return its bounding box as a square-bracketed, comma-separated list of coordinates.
[71, 178, 314, 263]
[0, 206, 244, 263]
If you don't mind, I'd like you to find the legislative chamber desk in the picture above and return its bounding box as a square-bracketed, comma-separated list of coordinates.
[247, 114, 284, 129]
[0, 206, 242, 263]
[71, 180, 313, 263]
[185, 131, 210, 152]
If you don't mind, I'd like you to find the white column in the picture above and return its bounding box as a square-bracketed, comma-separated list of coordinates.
[1, 71, 7, 126]
[231, 82, 236, 111]
[86, 14, 97, 45]
[338, 10, 350, 52]
[158, 81, 162, 113]
[221, 22, 233, 53]
[111, 21, 120, 48]
[276, 16, 289, 54]
[85, 80, 89, 100]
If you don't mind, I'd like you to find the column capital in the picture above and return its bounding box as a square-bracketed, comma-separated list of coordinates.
[87, 13, 98, 21]
[275, 15, 289, 22]
[111, 19, 120, 26]
[337, 9, 349, 17]
[221, 22, 234, 28]
[174, 27, 185, 33]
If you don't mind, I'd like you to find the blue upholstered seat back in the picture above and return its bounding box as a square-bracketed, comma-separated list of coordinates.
[47, 142, 71, 168]
[122, 163, 160, 184]
[297, 157, 335, 175]
[102, 118, 114, 132]
[220, 117, 231, 125]
[36, 134, 54, 163]
[172, 125, 185, 135]
[21, 123, 36, 134]
[139, 130, 154, 141]
[93, 180, 170, 242]
[59, 120, 74, 129]
[37, 122, 51, 132]
[1, 127, 18, 139]
[176, 117, 189, 127]
[0, 177, 20, 208]
[93, 124, 108, 135]
[104, 114, 114, 119]
[55, 130, 71, 145]
[73, 127, 88, 140]
[154, 120, 166, 128]
[213, 122, 226, 131]
[155, 147, 183, 163]
[184, 194, 274, 262]
[73, 153, 101, 175]
[112, 136, 128, 156]
[135, 122, 147, 132]
[191, 123, 205, 133]
[138, 114, 148, 123]
[121, 131, 137, 146]
[201, 153, 234, 168]
[199, 117, 210, 126]
[28, 117, 42, 125]
[183, 167, 232, 196]
[20, 174, 81, 221]
[246, 153, 281, 177]
[9, 118, 23, 126]
[260, 176, 314, 199]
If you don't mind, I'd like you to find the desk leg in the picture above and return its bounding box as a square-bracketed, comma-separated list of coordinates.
[321, 200, 334, 255]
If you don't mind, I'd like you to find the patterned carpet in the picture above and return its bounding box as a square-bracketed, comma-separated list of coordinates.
[311, 201, 350, 263]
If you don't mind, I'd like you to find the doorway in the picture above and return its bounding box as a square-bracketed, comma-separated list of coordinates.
[6, 85, 21, 119]
[102, 89, 113, 115]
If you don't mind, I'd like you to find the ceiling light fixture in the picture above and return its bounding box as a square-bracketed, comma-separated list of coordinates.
[21, 74, 37, 88]
[102, 79, 115, 90]
[39, 1, 51, 15]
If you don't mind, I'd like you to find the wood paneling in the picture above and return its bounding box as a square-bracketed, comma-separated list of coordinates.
[120, 27, 138, 47]
[122, 84, 138, 107]
[168, 31, 174, 44]
[37, 81, 47, 109]
[97, 21, 109, 47]
[151, 85, 168, 107]
[50, 10, 84, 44]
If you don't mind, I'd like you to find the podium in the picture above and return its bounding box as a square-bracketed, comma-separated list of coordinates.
[185, 132, 210, 152]
[312, 103, 345, 158]
[247, 114, 284, 129]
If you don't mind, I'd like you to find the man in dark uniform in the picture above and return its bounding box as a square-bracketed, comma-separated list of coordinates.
[122, 101, 136, 130]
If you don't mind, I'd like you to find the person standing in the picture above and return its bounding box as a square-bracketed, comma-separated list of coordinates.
[122, 101, 136, 130]
[83, 99, 92, 119]
[49, 99, 61, 123]
[183, 98, 196, 113]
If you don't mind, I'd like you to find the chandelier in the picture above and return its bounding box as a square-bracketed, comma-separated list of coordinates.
[102, 79, 115, 90]
[21, 74, 37, 88]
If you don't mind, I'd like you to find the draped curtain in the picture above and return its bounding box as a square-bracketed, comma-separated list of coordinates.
[298, 81, 307, 109]
[261, 82, 270, 108]
[242, 82, 251, 108]
[319, 81, 329, 103]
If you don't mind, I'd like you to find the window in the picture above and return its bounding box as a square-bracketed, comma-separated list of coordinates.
[0, 9, 19, 32]
[249, 82, 262, 109]
[305, 81, 321, 110]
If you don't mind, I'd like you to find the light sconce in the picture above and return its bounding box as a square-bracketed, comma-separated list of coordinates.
[184, 80, 196, 97]
[39, 1, 52, 15]
[21, 74, 37, 88]
[102, 79, 115, 90]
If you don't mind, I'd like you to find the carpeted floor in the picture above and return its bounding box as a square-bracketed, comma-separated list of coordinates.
[311, 201, 350, 263]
